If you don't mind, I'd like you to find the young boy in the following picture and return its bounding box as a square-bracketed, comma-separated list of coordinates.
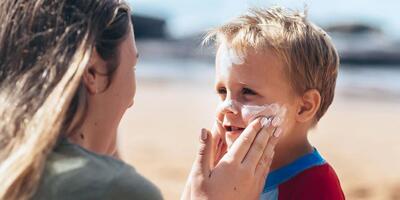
[207, 7, 345, 199]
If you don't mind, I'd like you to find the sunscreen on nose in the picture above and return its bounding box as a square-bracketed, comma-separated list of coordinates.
[217, 99, 240, 115]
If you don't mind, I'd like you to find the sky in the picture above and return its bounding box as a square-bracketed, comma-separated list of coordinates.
[128, 0, 400, 39]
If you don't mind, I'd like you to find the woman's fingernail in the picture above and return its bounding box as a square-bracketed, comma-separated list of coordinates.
[260, 117, 271, 127]
[272, 116, 281, 127]
[273, 128, 282, 137]
[200, 129, 208, 141]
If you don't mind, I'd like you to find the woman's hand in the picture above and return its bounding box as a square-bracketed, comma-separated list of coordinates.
[181, 118, 281, 200]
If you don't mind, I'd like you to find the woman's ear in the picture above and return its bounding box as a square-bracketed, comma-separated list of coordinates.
[82, 49, 107, 95]
[295, 89, 321, 123]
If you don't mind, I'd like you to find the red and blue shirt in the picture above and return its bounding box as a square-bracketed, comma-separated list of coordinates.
[260, 149, 345, 200]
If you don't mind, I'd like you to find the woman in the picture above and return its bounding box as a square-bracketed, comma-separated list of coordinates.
[0, 0, 279, 199]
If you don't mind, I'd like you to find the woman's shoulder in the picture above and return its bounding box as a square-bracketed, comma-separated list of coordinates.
[32, 139, 163, 200]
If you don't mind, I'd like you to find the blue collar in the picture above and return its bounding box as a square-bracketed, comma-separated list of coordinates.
[263, 148, 326, 192]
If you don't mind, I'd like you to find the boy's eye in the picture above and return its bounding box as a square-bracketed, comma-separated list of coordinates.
[217, 87, 227, 95]
[242, 88, 257, 95]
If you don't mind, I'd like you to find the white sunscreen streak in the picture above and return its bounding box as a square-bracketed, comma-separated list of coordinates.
[217, 43, 245, 77]
[241, 104, 276, 124]
[217, 100, 285, 126]
[217, 99, 240, 115]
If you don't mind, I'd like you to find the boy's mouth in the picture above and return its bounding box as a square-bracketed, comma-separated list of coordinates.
[223, 125, 245, 134]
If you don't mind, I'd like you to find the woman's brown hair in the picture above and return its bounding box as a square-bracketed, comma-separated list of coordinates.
[0, 0, 131, 199]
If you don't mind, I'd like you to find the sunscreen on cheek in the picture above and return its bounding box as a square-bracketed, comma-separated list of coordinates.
[216, 99, 287, 127]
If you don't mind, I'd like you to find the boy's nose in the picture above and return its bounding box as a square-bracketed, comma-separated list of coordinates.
[217, 99, 240, 115]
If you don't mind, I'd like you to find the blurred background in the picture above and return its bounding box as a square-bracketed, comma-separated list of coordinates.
[117, 0, 400, 199]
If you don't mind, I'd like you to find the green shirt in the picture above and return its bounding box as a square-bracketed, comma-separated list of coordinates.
[32, 138, 163, 200]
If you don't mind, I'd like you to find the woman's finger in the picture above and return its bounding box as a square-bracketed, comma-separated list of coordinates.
[193, 129, 213, 178]
[255, 127, 281, 179]
[210, 121, 222, 165]
[222, 118, 263, 163]
[242, 117, 275, 170]
[214, 139, 227, 167]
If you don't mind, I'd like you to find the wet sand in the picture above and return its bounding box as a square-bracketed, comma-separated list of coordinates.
[118, 79, 400, 200]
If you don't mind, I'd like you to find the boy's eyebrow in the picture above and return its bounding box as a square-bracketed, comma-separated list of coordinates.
[238, 81, 248, 86]
[238, 81, 264, 91]
[238, 81, 257, 88]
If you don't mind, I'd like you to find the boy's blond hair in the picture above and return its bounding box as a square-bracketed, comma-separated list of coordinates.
[205, 7, 339, 121]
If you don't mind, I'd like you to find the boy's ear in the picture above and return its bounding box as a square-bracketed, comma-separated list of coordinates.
[295, 89, 321, 123]
[82, 49, 107, 95]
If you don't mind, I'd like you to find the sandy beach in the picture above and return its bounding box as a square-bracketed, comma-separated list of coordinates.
[118, 77, 400, 200]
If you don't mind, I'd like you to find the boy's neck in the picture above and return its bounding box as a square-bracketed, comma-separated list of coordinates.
[270, 133, 314, 172]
